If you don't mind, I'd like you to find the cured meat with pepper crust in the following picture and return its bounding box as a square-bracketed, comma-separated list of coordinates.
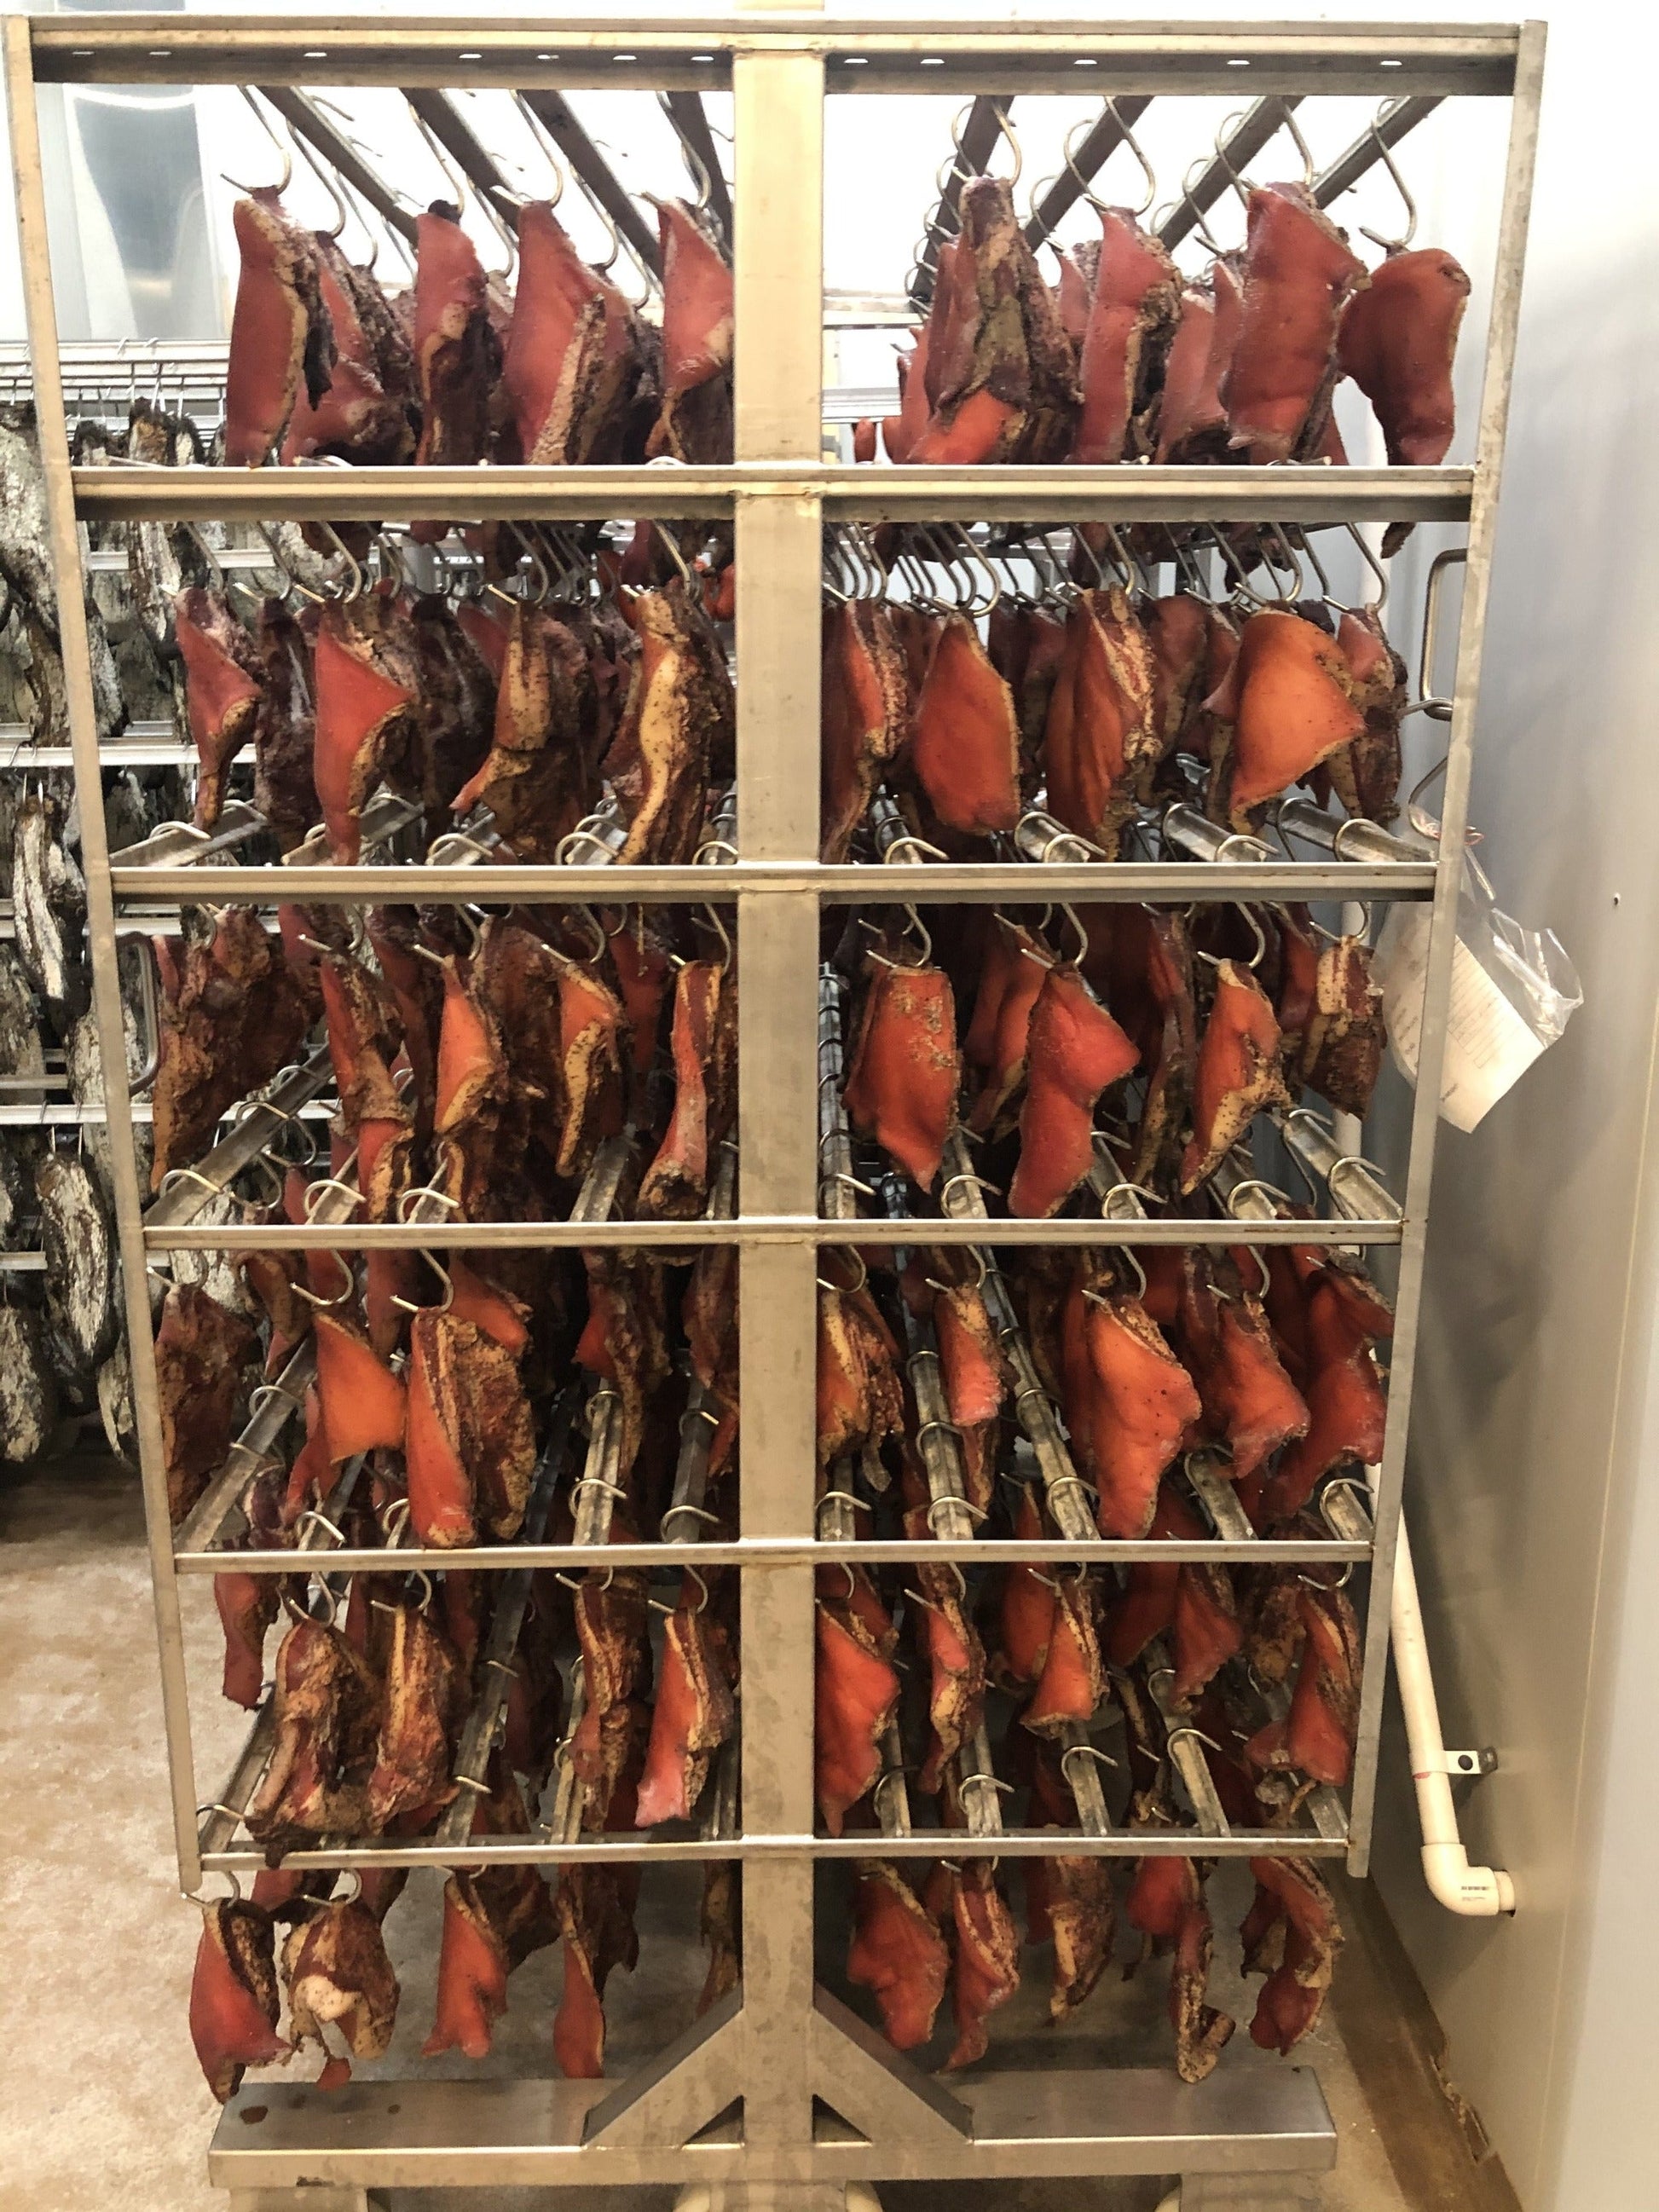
[150, 909, 310, 1188]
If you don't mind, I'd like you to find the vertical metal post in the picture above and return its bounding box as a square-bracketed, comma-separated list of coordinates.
[2, 14, 204, 1889]
[731, 10, 826, 2155]
[1346, 19, 1547, 1875]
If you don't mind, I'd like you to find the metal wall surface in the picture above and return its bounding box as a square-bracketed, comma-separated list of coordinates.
[1356, 6, 1659, 2209]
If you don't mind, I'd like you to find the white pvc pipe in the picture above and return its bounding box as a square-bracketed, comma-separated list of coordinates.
[1386, 1502, 1517, 1916]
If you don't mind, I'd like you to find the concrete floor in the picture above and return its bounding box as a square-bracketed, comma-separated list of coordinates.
[0, 1458, 1483, 2212]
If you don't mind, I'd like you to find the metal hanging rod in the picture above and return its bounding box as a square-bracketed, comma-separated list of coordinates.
[1156, 95, 1303, 250]
[153, 1210, 1402, 1256]
[662, 90, 734, 242]
[255, 84, 420, 245]
[174, 1532, 1368, 1574]
[517, 88, 664, 276]
[1024, 95, 1153, 248]
[403, 85, 523, 233]
[109, 859, 1436, 905]
[1314, 93, 1443, 207]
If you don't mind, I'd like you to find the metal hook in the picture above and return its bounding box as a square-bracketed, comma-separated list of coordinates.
[390, 1248, 455, 1315]
[1099, 98, 1158, 218]
[694, 903, 732, 974]
[1359, 100, 1418, 253]
[224, 87, 293, 197]
[817, 1247, 869, 1297]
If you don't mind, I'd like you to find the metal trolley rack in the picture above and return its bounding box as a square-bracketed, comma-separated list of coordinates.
[3, 11, 1543, 2207]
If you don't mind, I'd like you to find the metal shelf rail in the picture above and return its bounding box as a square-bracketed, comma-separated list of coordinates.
[3, 9, 1544, 2207]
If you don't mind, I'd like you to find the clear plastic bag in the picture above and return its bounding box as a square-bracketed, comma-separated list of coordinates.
[1373, 842, 1581, 1134]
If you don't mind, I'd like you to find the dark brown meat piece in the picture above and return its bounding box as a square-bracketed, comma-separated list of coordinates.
[149, 909, 311, 1189]
[154, 1283, 259, 1525]
[603, 580, 735, 864]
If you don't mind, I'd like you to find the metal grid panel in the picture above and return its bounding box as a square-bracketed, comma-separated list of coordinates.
[2, 8, 1545, 2191]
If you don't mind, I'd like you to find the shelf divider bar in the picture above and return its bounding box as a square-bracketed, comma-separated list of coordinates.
[731, 21, 829, 2159]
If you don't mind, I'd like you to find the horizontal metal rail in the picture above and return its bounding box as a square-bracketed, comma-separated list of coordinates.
[172, 1533, 1370, 1573]
[71, 462, 1475, 526]
[112, 860, 1437, 904]
[148, 1213, 1405, 1251]
[200, 1824, 1344, 1874]
[31, 20, 1522, 101]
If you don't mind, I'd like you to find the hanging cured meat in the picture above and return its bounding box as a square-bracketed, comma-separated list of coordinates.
[1106, 1480, 1240, 1702]
[283, 1895, 401, 2088]
[451, 600, 598, 861]
[1260, 1249, 1391, 1524]
[1022, 1747, 1116, 2019]
[190, 1896, 290, 2102]
[1240, 1856, 1344, 2053]
[1176, 1250, 1309, 1482]
[406, 1308, 535, 1547]
[848, 1859, 951, 2050]
[815, 1566, 902, 1834]
[646, 199, 734, 463]
[280, 234, 416, 466]
[149, 909, 310, 1187]
[223, 193, 336, 467]
[313, 1308, 407, 1463]
[1086, 904, 1198, 1190]
[962, 918, 1049, 1138]
[1329, 605, 1407, 824]
[425, 1789, 558, 2060]
[250, 596, 319, 853]
[1020, 1568, 1105, 1737]
[311, 592, 421, 863]
[504, 199, 656, 464]
[174, 586, 263, 830]
[1072, 208, 1180, 465]
[215, 1570, 277, 1709]
[363, 1599, 467, 1828]
[247, 1616, 381, 1850]
[1042, 586, 1157, 855]
[319, 954, 412, 1222]
[842, 940, 960, 1193]
[817, 1274, 905, 1479]
[910, 612, 1023, 836]
[433, 956, 511, 1216]
[569, 1570, 653, 1829]
[1008, 963, 1138, 1219]
[909, 177, 1079, 465]
[413, 205, 501, 472]
[923, 1856, 1021, 2067]
[575, 1251, 671, 1493]
[639, 957, 737, 1220]
[554, 1863, 641, 2077]
[603, 580, 735, 864]
[821, 597, 910, 861]
[1222, 184, 1367, 463]
[635, 1573, 737, 1826]
[154, 1282, 259, 1525]
[1295, 934, 1386, 1118]
[1246, 1581, 1362, 1788]
[1181, 958, 1290, 1191]
[1154, 262, 1243, 463]
[1338, 247, 1471, 466]
[1124, 1849, 1236, 2082]
[1205, 609, 1367, 829]
[1057, 1262, 1201, 1539]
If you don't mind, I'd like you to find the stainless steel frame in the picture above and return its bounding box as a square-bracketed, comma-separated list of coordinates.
[3, 9, 1545, 2202]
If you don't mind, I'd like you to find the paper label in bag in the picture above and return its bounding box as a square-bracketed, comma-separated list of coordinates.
[1373, 905, 1546, 1133]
